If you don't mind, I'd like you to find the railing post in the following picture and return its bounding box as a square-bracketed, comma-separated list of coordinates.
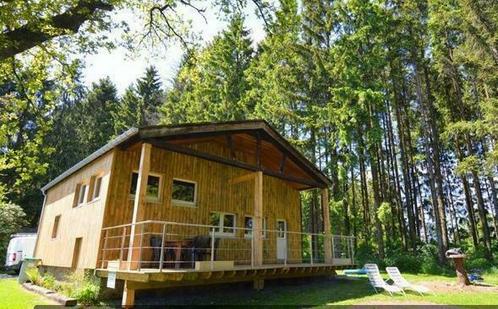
[284, 231, 287, 266]
[251, 229, 254, 268]
[309, 234, 313, 265]
[119, 227, 127, 263]
[350, 237, 355, 265]
[210, 227, 215, 271]
[101, 229, 109, 269]
[331, 236, 335, 263]
[137, 223, 144, 271]
[159, 223, 166, 271]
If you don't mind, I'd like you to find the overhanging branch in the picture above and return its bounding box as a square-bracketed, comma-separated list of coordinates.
[0, 0, 114, 61]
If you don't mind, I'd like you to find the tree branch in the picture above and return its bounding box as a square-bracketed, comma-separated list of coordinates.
[0, 0, 114, 61]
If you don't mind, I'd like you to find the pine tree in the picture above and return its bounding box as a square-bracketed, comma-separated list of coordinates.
[114, 66, 164, 133]
[161, 14, 253, 124]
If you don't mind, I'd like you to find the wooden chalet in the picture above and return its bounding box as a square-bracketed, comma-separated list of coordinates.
[33, 120, 354, 306]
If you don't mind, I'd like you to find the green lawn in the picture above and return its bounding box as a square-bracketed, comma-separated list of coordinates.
[0, 279, 55, 309]
[2, 272, 498, 307]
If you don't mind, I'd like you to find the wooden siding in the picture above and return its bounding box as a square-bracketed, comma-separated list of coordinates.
[102, 142, 302, 266]
[34, 151, 115, 269]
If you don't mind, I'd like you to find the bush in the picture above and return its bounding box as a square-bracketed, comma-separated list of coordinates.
[25, 267, 43, 286]
[355, 243, 385, 269]
[385, 253, 421, 273]
[73, 280, 100, 306]
[62, 272, 101, 305]
[465, 257, 493, 271]
[41, 274, 58, 291]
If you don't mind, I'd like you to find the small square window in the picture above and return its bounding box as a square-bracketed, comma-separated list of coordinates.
[210, 212, 236, 237]
[244, 216, 267, 238]
[172, 179, 197, 206]
[130, 172, 162, 201]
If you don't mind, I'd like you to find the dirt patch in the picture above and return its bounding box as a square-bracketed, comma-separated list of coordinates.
[418, 280, 498, 294]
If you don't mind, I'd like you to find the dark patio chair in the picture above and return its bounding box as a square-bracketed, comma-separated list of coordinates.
[189, 235, 220, 267]
[149, 236, 175, 268]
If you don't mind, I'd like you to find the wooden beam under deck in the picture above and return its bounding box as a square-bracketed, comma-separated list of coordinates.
[97, 264, 337, 290]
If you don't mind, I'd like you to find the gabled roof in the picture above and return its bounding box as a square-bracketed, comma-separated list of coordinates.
[42, 120, 331, 192]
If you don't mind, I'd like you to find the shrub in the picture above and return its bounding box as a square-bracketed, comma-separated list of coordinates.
[25, 267, 43, 286]
[419, 244, 443, 274]
[466, 257, 493, 271]
[62, 272, 101, 305]
[41, 274, 58, 291]
[73, 279, 100, 306]
[355, 243, 385, 268]
[385, 253, 421, 273]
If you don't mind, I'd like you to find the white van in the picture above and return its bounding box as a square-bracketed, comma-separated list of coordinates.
[5, 233, 37, 271]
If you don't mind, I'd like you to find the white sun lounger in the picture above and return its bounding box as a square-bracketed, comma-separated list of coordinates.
[386, 267, 431, 295]
[364, 264, 405, 296]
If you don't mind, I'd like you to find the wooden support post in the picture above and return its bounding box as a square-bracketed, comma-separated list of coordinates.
[253, 278, 264, 290]
[253, 171, 264, 267]
[127, 143, 152, 270]
[122, 280, 135, 308]
[322, 188, 333, 264]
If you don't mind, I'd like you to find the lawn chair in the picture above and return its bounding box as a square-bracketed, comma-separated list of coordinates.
[386, 267, 431, 295]
[364, 264, 405, 296]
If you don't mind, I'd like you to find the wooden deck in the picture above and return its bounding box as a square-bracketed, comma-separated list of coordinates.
[96, 263, 338, 290]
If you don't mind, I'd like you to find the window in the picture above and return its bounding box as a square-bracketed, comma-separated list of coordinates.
[172, 179, 197, 206]
[73, 183, 87, 207]
[130, 172, 162, 201]
[210, 212, 236, 237]
[51, 215, 61, 238]
[244, 216, 267, 238]
[88, 175, 102, 201]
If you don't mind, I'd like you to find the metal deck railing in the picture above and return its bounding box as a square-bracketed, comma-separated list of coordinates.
[98, 220, 355, 271]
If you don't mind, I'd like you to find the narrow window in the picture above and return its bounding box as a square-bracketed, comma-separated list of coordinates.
[244, 216, 253, 237]
[51, 215, 61, 238]
[172, 179, 197, 206]
[77, 184, 87, 206]
[129, 172, 162, 202]
[92, 176, 102, 200]
[71, 238, 82, 270]
[210, 212, 236, 237]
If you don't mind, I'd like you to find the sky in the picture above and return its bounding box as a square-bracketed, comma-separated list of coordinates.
[81, 4, 266, 94]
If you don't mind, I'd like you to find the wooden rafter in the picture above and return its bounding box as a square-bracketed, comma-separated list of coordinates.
[149, 139, 322, 188]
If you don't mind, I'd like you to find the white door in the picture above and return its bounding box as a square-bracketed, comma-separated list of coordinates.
[276, 220, 287, 262]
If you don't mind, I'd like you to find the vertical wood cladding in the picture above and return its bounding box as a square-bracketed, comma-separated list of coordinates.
[103, 142, 303, 265]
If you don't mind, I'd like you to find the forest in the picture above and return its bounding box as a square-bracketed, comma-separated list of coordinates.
[0, 0, 497, 271]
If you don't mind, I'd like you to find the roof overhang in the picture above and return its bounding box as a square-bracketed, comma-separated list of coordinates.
[41, 120, 331, 192]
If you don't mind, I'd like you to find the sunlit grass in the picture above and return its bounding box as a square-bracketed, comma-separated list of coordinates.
[0, 278, 55, 309]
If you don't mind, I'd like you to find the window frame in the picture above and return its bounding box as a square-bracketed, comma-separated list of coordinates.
[171, 178, 198, 208]
[210, 212, 236, 238]
[88, 175, 103, 202]
[244, 216, 267, 239]
[129, 171, 163, 203]
[51, 215, 61, 239]
[76, 183, 87, 207]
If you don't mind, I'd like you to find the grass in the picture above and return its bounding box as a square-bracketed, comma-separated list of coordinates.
[124, 271, 498, 307]
[0, 279, 55, 309]
[2, 271, 498, 307]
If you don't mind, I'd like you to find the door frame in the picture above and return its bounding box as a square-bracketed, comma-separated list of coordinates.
[276, 219, 287, 263]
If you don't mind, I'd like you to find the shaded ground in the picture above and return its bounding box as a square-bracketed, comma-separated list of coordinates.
[102, 273, 498, 306]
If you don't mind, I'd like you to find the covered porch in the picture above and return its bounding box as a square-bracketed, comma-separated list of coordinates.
[97, 122, 355, 306]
